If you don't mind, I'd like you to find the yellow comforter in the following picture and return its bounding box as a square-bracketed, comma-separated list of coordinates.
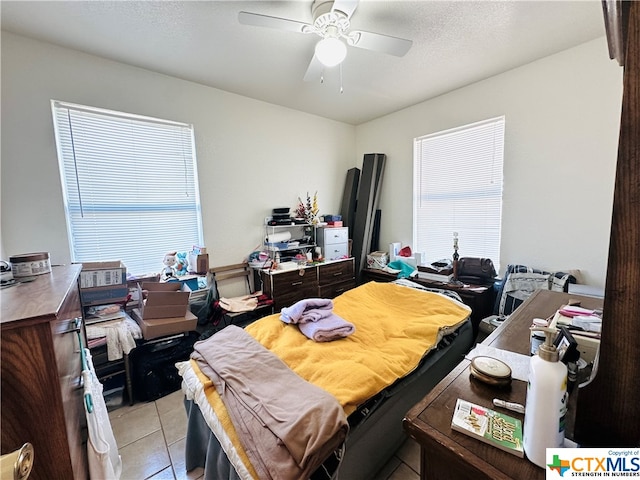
[246, 281, 470, 414]
[189, 281, 471, 478]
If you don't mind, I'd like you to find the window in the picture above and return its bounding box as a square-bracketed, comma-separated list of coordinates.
[413, 116, 504, 270]
[52, 101, 203, 276]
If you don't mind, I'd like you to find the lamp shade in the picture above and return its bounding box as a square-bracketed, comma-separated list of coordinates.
[315, 37, 347, 67]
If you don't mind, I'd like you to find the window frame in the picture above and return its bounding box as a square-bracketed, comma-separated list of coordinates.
[412, 116, 505, 270]
[51, 100, 204, 276]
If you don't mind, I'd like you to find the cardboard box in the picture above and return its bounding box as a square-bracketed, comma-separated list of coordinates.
[366, 251, 389, 270]
[80, 285, 129, 306]
[188, 252, 209, 274]
[79, 261, 127, 288]
[137, 282, 190, 319]
[132, 308, 197, 340]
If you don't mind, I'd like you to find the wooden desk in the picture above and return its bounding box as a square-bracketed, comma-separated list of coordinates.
[361, 268, 495, 339]
[403, 289, 603, 480]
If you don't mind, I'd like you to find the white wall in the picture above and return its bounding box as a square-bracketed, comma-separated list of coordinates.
[356, 37, 622, 288]
[1, 32, 623, 288]
[1, 32, 355, 271]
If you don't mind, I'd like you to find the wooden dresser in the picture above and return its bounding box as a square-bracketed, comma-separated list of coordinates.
[259, 257, 356, 311]
[1, 264, 88, 480]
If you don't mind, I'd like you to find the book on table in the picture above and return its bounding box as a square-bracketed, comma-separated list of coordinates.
[451, 398, 524, 458]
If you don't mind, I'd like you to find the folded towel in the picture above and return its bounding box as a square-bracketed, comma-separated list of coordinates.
[280, 298, 333, 324]
[300, 307, 334, 323]
[298, 313, 356, 342]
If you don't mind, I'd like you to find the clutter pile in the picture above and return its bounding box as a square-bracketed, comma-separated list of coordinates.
[85, 304, 142, 361]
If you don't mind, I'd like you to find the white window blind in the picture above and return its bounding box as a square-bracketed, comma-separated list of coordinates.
[52, 101, 203, 276]
[413, 116, 504, 270]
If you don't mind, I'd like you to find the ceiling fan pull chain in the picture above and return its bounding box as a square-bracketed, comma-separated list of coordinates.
[340, 63, 344, 94]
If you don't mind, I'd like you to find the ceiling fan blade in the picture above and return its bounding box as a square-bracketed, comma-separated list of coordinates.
[349, 30, 413, 57]
[303, 55, 325, 82]
[238, 11, 312, 34]
[331, 0, 359, 19]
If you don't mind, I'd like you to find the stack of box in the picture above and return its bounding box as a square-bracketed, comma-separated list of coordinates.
[131, 282, 197, 340]
[79, 260, 131, 408]
[79, 261, 129, 306]
[323, 214, 343, 227]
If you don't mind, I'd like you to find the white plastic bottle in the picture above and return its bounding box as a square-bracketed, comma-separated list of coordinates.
[523, 327, 568, 468]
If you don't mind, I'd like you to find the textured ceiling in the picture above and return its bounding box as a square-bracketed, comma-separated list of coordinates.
[1, 0, 606, 125]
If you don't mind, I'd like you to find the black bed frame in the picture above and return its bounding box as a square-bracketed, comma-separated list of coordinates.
[183, 319, 474, 480]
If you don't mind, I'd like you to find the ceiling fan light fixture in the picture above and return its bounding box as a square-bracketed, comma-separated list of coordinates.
[315, 37, 347, 67]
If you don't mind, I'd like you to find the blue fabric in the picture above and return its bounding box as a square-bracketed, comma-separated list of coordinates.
[387, 260, 416, 279]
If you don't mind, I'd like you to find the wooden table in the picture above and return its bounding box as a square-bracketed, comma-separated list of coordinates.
[403, 289, 603, 480]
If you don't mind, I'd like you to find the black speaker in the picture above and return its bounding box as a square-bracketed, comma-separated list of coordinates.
[130, 331, 199, 402]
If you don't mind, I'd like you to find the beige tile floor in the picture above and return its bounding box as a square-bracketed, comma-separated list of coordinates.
[109, 389, 421, 480]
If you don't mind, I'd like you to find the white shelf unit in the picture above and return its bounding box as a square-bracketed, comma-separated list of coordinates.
[263, 223, 316, 262]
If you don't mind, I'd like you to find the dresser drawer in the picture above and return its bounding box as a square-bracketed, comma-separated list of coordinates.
[274, 285, 319, 311]
[319, 279, 357, 298]
[320, 227, 349, 245]
[323, 244, 348, 261]
[260, 259, 355, 312]
[52, 317, 83, 382]
[269, 267, 317, 291]
[318, 259, 355, 287]
[263, 267, 319, 312]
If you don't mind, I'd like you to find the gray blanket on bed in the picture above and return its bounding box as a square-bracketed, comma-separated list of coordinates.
[191, 325, 349, 480]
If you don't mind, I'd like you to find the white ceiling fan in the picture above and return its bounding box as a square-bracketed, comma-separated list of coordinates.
[238, 0, 413, 82]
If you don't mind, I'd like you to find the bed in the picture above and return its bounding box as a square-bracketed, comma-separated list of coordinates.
[177, 280, 474, 480]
